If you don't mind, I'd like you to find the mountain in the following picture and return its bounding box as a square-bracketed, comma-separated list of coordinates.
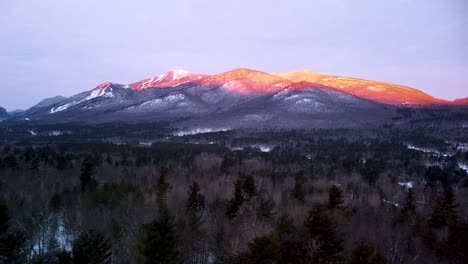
[0, 107, 9, 121]
[201, 68, 292, 93]
[8, 110, 25, 117]
[14, 68, 467, 130]
[453, 97, 468, 105]
[128, 69, 208, 90]
[25, 96, 67, 115]
[275, 70, 448, 105]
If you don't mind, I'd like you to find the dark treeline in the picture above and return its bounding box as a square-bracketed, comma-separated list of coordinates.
[0, 130, 467, 263]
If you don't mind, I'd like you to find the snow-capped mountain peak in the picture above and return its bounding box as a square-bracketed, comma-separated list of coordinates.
[128, 69, 207, 90]
[171, 69, 193, 80]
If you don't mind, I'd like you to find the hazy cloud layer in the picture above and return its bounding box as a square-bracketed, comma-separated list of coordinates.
[1, 0, 467, 110]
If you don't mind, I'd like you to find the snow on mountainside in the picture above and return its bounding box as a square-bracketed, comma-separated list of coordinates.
[201, 68, 292, 93]
[128, 69, 208, 90]
[275, 70, 448, 105]
[44, 83, 134, 117]
[26, 96, 68, 115]
[15, 67, 467, 129]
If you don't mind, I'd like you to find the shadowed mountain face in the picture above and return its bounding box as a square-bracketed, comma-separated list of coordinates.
[9, 68, 467, 129]
[275, 70, 448, 105]
[0, 107, 8, 121]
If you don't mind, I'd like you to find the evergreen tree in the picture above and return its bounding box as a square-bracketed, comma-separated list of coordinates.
[0, 198, 8, 235]
[155, 166, 171, 212]
[247, 235, 281, 263]
[140, 211, 179, 264]
[397, 188, 416, 223]
[273, 213, 308, 262]
[30, 156, 40, 170]
[430, 187, 458, 228]
[242, 175, 257, 200]
[186, 181, 205, 213]
[349, 242, 388, 264]
[0, 198, 26, 263]
[72, 230, 111, 264]
[360, 159, 385, 185]
[55, 154, 68, 170]
[4, 154, 18, 169]
[304, 204, 344, 263]
[327, 185, 345, 209]
[225, 179, 245, 219]
[256, 193, 276, 221]
[291, 176, 306, 204]
[80, 156, 96, 192]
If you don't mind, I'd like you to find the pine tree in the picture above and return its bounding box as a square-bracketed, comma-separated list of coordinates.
[304, 204, 344, 263]
[225, 179, 245, 219]
[327, 185, 345, 209]
[0, 198, 26, 263]
[0, 198, 8, 235]
[430, 187, 458, 228]
[291, 176, 306, 204]
[30, 156, 40, 170]
[242, 175, 257, 200]
[80, 156, 96, 192]
[247, 235, 281, 263]
[397, 188, 416, 223]
[4, 154, 18, 169]
[72, 230, 111, 264]
[256, 193, 276, 221]
[349, 242, 388, 264]
[155, 166, 171, 212]
[55, 154, 68, 170]
[360, 159, 385, 185]
[186, 181, 205, 213]
[140, 211, 179, 264]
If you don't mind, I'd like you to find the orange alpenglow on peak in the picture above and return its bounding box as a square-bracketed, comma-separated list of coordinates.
[275, 70, 449, 105]
[128, 69, 209, 90]
[453, 97, 468, 105]
[94, 81, 113, 90]
[92, 68, 465, 105]
[202, 68, 292, 93]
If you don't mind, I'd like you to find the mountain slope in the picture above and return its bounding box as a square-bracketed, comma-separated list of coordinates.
[453, 97, 468, 105]
[0, 107, 9, 121]
[25, 96, 67, 115]
[275, 70, 448, 105]
[201, 68, 292, 93]
[180, 82, 393, 129]
[17, 68, 468, 129]
[128, 70, 208, 90]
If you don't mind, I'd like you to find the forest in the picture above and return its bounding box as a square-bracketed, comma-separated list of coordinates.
[0, 127, 467, 263]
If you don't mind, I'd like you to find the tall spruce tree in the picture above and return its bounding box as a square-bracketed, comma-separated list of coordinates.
[0, 198, 26, 263]
[430, 187, 458, 228]
[349, 242, 388, 264]
[397, 188, 416, 223]
[186, 181, 205, 213]
[80, 156, 96, 192]
[140, 211, 179, 264]
[327, 185, 345, 209]
[225, 179, 245, 219]
[155, 166, 171, 212]
[246, 235, 281, 263]
[72, 230, 112, 264]
[242, 175, 257, 200]
[304, 204, 344, 263]
[291, 176, 306, 204]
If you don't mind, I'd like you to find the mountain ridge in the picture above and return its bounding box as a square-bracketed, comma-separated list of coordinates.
[3, 68, 467, 130]
[92, 68, 466, 106]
